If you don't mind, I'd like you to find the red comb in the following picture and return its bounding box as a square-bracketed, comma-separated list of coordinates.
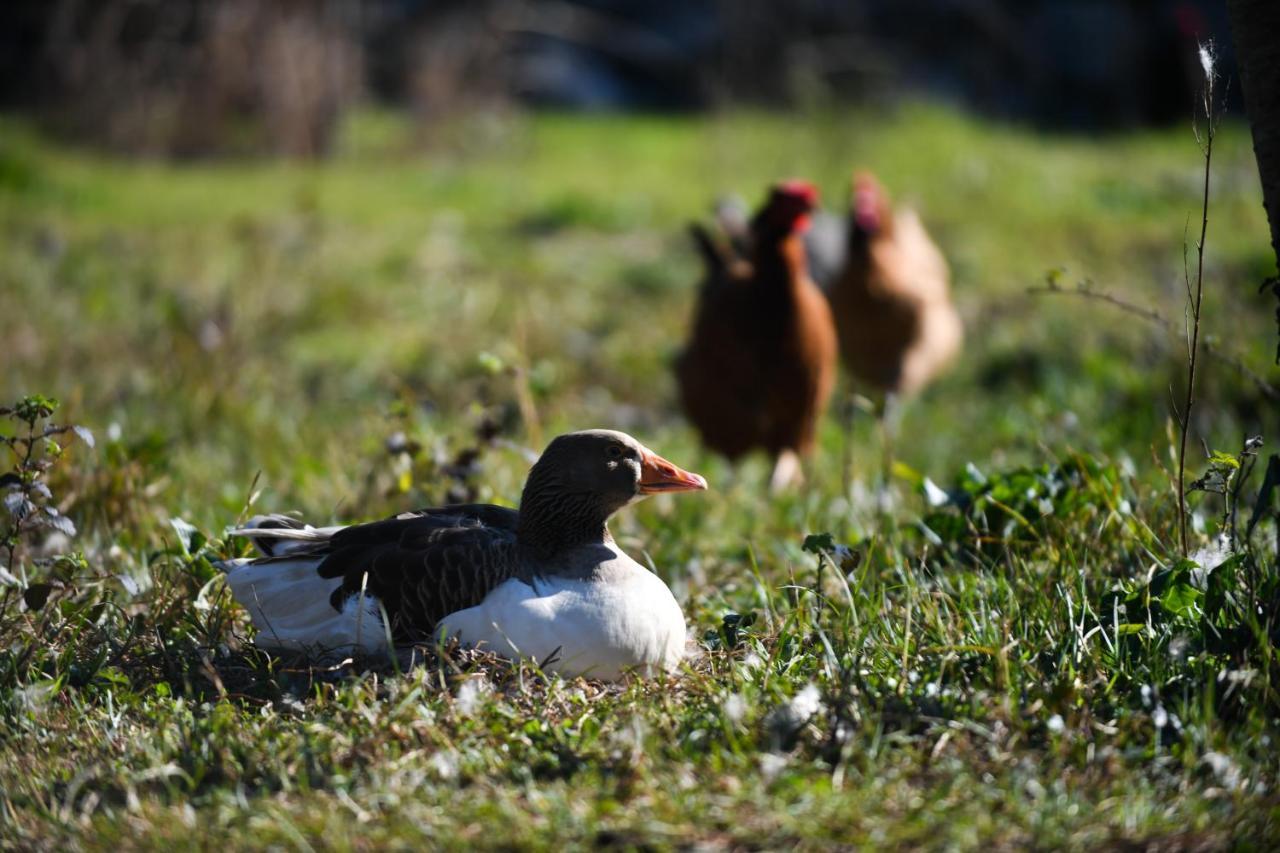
[776, 179, 819, 206]
[852, 173, 883, 231]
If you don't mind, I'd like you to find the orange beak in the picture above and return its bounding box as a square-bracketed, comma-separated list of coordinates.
[638, 448, 708, 494]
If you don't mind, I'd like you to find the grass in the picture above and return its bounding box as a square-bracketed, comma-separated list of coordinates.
[1, 102, 1279, 848]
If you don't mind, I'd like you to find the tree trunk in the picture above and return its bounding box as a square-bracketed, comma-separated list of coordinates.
[1226, 0, 1280, 361]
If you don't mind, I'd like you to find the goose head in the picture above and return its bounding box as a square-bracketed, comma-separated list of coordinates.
[517, 430, 707, 555]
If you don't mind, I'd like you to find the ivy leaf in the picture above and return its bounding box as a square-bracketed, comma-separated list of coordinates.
[4, 492, 33, 521]
[706, 611, 758, 650]
[43, 508, 76, 538]
[169, 517, 205, 557]
[802, 532, 835, 554]
[1151, 560, 1203, 620]
[1207, 450, 1240, 470]
[1159, 579, 1201, 618]
[1247, 454, 1280, 540]
[14, 395, 58, 424]
[23, 582, 54, 611]
[1204, 554, 1244, 625]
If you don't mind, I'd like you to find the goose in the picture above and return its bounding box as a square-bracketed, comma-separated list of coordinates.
[218, 430, 707, 681]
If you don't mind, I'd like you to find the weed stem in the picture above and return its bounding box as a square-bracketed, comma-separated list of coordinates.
[1177, 45, 1217, 558]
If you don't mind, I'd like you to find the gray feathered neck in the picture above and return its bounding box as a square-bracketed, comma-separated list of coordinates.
[516, 457, 620, 560]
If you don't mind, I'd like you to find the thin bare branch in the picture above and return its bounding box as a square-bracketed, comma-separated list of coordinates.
[1027, 282, 1278, 403]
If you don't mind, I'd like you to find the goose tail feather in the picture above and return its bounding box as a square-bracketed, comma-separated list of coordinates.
[229, 514, 343, 558]
[216, 514, 389, 655]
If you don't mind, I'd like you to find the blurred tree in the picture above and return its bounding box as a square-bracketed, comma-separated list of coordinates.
[1226, 0, 1280, 360]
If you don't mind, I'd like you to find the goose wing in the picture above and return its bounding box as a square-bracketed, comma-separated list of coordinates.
[313, 504, 522, 641]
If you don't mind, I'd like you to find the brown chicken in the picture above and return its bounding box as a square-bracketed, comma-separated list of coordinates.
[828, 171, 962, 408]
[676, 181, 838, 490]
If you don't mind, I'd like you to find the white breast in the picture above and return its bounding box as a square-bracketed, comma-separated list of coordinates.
[437, 564, 687, 681]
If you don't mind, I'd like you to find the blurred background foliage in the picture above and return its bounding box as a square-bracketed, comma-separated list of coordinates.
[0, 0, 1242, 158]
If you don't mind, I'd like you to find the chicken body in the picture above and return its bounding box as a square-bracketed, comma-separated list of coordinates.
[828, 174, 961, 400]
[677, 183, 838, 488]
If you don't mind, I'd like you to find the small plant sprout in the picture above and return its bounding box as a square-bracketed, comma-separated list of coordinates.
[0, 395, 92, 618]
[1185, 436, 1262, 550]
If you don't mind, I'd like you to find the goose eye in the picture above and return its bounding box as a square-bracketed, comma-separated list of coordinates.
[606, 445, 624, 460]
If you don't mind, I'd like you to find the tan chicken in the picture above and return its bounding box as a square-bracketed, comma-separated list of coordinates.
[827, 172, 961, 486]
[676, 181, 838, 491]
[829, 172, 961, 401]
